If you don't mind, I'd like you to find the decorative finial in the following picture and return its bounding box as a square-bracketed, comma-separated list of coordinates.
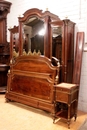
[19, 14, 23, 17]
[46, 8, 48, 11]
[65, 16, 68, 19]
[9, 26, 12, 29]
[19, 14, 21, 17]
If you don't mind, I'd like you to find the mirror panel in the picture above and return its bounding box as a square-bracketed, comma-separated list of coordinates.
[22, 16, 44, 55]
[52, 26, 62, 63]
[52, 26, 62, 82]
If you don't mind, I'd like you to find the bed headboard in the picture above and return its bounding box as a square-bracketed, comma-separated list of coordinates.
[7, 55, 59, 103]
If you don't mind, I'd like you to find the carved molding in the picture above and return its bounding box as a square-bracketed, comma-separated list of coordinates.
[0, 1, 11, 18]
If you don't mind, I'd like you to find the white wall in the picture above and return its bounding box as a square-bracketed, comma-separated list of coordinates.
[6, 0, 87, 113]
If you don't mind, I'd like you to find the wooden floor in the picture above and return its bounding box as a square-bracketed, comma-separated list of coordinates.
[0, 94, 87, 130]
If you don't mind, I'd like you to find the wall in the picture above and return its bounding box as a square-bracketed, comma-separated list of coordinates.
[6, 0, 87, 113]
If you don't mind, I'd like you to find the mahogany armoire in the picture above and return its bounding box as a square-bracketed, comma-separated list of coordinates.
[8, 8, 75, 84]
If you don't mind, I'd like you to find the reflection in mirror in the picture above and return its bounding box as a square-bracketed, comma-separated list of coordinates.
[23, 16, 44, 55]
[52, 26, 62, 63]
[52, 26, 62, 82]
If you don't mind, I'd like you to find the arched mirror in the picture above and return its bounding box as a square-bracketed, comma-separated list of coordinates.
[22, 16, 44, 55]
[18, 8, 60, 58]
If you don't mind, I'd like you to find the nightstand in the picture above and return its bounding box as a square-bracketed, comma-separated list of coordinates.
[54, 83, 79, 129]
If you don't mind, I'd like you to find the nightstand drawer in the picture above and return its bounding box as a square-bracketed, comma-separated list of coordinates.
[56, 91, 68, 103]
[55, 83, 79, 104]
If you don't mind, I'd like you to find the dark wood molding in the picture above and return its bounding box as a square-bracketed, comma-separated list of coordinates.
[72, 32, 84, 84]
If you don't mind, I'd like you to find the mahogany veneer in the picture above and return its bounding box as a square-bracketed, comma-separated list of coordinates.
[5, 55, 59, 113]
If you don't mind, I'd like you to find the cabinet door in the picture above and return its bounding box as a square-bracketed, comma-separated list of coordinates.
[62, 19, 75, 83]
[52, 19, 75, 83]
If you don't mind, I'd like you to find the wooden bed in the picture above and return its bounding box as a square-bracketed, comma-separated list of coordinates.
[5, 55, 59, 114]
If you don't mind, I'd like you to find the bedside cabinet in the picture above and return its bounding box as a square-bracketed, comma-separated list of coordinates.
[54, 83, 79, 129]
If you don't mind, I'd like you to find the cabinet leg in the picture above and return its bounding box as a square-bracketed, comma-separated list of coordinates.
[74, 114, 77, 121]
[67, 104, 71, 129]
[5, 98, 13, 102]
[53, 117, 55, 123]
[67, 120, 70, 129]
[5, 98, 10, 103]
